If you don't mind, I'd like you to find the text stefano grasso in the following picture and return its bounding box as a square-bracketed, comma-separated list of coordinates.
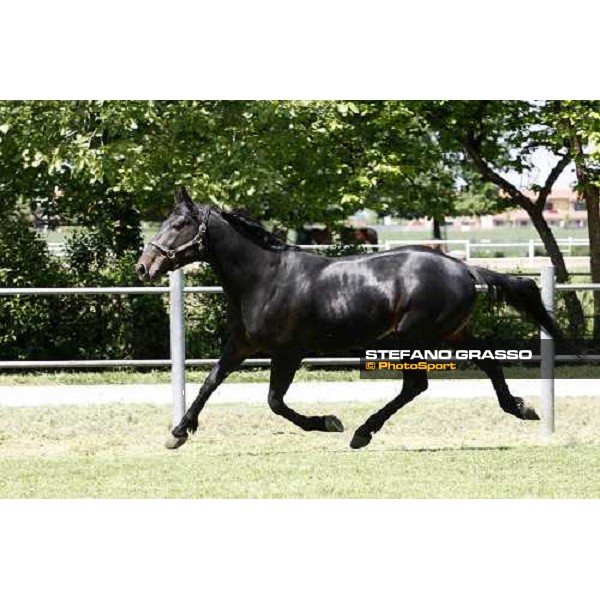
[364, 349, 534, 361]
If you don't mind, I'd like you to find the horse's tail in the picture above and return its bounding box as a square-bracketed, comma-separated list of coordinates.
[467, 266, 568, 344]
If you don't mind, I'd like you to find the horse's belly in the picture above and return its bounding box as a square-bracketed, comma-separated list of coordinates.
[310, 293, 396, 346]
[242, 279, 399, 351]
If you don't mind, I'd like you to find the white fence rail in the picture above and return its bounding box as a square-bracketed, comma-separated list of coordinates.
[381, 238, 589, 261]
[1, 267, 600, 432]
[47, 238, 591, 261]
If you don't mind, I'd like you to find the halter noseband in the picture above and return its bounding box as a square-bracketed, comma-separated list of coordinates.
[149, 208, 210, 262]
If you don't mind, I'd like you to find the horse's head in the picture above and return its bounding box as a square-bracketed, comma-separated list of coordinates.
[136, 187, 210, 281]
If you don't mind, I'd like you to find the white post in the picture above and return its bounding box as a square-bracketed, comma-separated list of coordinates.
[169, 269, 186, 426]
[528, 239, 535, 264]
[464, 239, 471, 262]
[540, 265, 555, 435]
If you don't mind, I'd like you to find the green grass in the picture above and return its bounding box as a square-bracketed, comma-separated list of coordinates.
[377, 225, 589, 244]
[0, 368, 363, 386]
[43, 223, 590, 259]
[1, 364, 598, 386]
[377, 225, 590, 261]
[1, 398, 599, 498]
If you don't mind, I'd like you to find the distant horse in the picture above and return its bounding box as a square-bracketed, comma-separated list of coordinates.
[299, 226, 378, 250]
[296, 226, 333, 246]
[137, 188, 562, 450]
[340, 226, 378, 249]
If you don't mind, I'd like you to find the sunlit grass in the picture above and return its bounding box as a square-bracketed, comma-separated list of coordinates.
[0, 368, 361, 386]
[1, 365, 598, 386]
[1, 397, 599, 498]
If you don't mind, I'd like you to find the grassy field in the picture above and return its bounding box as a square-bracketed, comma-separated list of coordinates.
[377, 226, 589, 244]
[1, 364, 598, 386]
[1, 397, 599, 498]
[44, 224, 590, 244]
[0, 368, 362, 386]
[43, 223, 591, 260]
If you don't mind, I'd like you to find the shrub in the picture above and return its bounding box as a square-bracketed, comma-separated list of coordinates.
[468, 295, 538, 342]
[0, 215, 169, 362]
[184, 265, 228, 359]
[0, 218, 589, 365]
[0, 213, 65, 359]
[321, 243, 368, 257]
[60, 230, 170, 360]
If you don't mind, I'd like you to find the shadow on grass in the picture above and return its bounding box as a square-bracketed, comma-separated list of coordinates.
[184, 443, 550, 459]
[359, 445, 516, 454]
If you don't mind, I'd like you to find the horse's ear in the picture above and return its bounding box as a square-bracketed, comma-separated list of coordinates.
[174, 186, 195, 211]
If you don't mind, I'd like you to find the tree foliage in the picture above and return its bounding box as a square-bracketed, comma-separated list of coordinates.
[3, 99, 600, 353]
[416, 100, 600, 334]
[0, 100, 488, 232]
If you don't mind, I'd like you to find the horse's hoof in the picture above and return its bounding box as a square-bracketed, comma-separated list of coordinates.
[165, 434, 188, 450]
[350, 431, 372, 449]
[324, 415, 344, 432]
[521, 403, 540, 420]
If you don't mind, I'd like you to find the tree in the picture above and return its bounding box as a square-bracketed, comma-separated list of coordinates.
[418, 100, 589, 335]
[556, 100, 600, 336]
[0, 101, 463, 233]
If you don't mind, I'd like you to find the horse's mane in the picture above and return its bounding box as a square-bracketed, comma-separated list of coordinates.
[218, 210, 298, 253]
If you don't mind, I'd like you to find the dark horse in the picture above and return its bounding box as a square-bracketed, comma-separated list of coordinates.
[298, 225, 378, 249]
[137, 188, 562, 450]
[340, 226, 378, 248]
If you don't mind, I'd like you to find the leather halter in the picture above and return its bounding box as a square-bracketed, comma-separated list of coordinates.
[149, 208, 210, 262]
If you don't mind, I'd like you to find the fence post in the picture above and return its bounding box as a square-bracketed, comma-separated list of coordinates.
[528, 239, 535, 264]
[540, 265, 555, 435]
[464, 239, 471, 262]
[169, 269, 186, 427]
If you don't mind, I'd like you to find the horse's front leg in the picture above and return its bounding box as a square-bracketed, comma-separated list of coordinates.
[166, 336, 251, 449]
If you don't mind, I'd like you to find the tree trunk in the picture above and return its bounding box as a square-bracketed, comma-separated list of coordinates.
[432, 217, 445, 252]
[109, 191, 143, 257]
[585, 185, 600, 337]
[526, 206, 584, 336]
[432, 217, 442, 240]
[462, 139, 585, 335]
[570, 130, 600, 337]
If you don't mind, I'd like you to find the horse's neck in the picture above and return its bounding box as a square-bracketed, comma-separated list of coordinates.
[206, 214, 278, 297]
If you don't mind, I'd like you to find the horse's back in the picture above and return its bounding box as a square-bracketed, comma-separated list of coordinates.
[312, 245, 475, 327]
[243, 245, 476, 351]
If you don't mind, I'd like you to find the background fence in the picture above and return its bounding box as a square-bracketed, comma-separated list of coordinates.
[1, 266, 599, 432]
[47, 238, 593, 261]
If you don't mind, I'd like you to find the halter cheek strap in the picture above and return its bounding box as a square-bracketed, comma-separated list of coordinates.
[149, 209, 210, 262]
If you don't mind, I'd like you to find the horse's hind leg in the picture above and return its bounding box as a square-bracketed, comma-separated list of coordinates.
[350, 369, 428, 449]
[268, 355, 344, 433]
[448, 334, 539, 420]
[350, 308, 451, 449]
